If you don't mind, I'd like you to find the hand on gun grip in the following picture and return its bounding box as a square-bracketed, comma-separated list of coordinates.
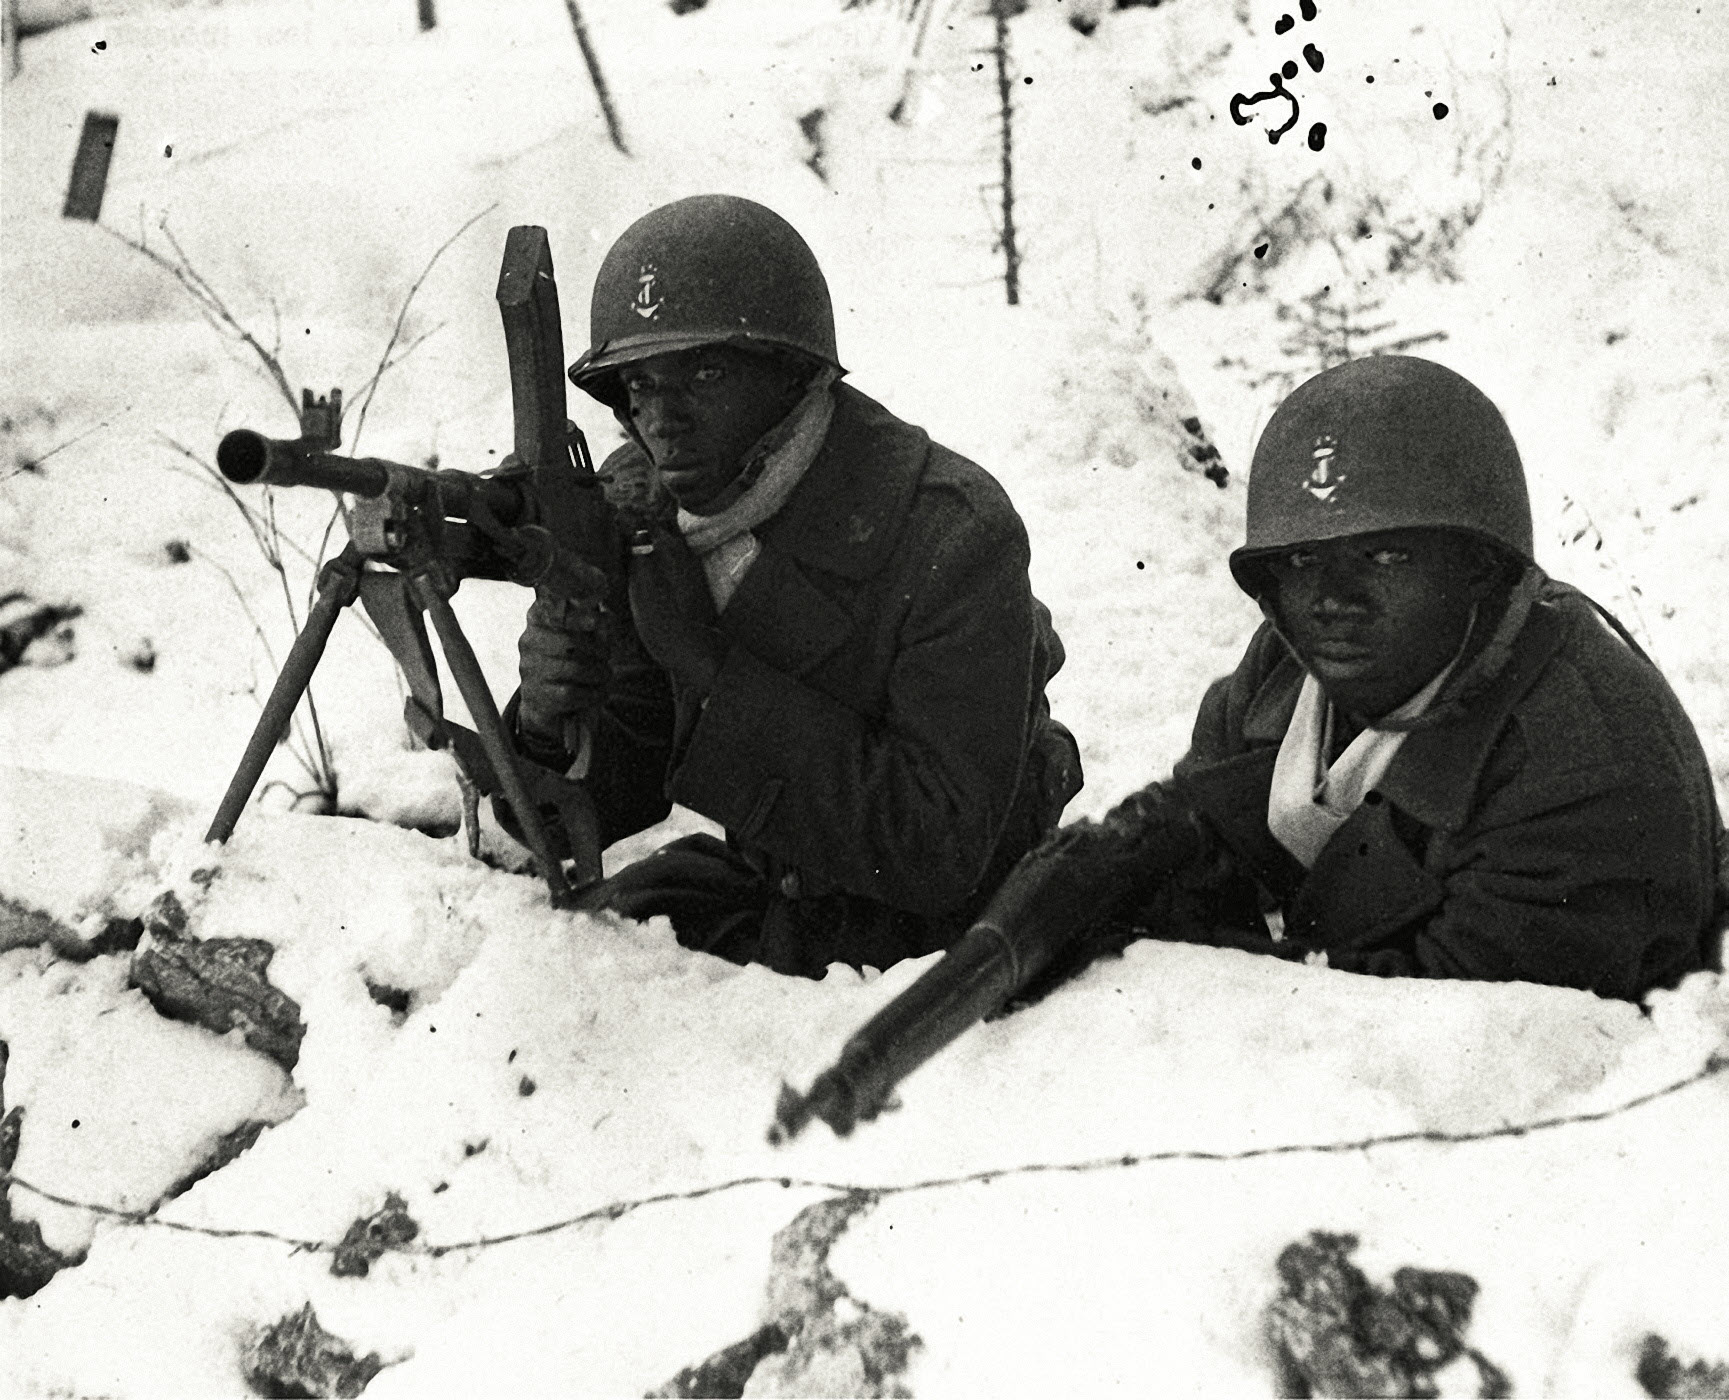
[517, 594, 609, 754]
[627, 518, 726, 694]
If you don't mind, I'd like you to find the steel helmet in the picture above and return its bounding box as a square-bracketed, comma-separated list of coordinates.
[1229, 355, 1533, 597]
[568, 194, 844, 408]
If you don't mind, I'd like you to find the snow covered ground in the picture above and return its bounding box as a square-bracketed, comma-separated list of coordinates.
[2, 0, 1727, 1395]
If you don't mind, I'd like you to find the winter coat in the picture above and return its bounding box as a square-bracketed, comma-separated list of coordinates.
[1160, 582, 1723, 1001]
[546, 382, 1082, 978]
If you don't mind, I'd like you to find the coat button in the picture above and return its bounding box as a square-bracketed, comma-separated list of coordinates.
[779, 871, 803, 900]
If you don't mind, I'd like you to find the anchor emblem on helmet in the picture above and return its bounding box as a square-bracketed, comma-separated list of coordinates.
[633, 263, 663, 320]
[1303, 434, 1343, 503]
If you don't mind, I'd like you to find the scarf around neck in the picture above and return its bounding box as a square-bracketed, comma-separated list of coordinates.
[676, 369, 839, 611]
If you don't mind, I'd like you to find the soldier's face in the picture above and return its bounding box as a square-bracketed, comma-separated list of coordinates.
[621, 345, 805, 515]
[1265, 528, 1499, 721]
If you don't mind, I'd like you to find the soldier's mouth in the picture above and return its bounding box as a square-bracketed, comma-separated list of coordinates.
[1306, 637, 1376, 660]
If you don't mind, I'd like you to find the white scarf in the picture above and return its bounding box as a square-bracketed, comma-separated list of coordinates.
[1266, 662, 1456, 870]
[676, 370, 838, 611]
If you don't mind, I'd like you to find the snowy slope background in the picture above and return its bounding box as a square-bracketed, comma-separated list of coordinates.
[2, 0, 1728, 1395]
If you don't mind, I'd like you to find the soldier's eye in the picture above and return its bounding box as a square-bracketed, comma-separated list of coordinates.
[622, 373, 653, 394]
[692, 365, 726, 384]
[1369, 548, 1410, 567]
[1287, 550, 1317, 569]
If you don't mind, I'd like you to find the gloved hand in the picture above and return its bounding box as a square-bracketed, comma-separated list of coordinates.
[517, 594, 610, 757]
[627, 517, 726, 695]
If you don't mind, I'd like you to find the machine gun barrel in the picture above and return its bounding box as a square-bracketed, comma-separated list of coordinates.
[215, 429, 529, 527]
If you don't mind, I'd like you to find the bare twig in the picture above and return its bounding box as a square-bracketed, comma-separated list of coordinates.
[346, 204, 496, 456]
[102, 219, 299, 416]
[185, 543, 328, 793]
[1, 421, 109, 479]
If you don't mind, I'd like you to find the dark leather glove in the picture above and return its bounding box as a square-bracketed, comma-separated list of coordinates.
[627, 517, 726, 694]
[517, 594, 610, 756]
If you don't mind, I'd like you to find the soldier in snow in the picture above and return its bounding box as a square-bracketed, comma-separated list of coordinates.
[504, 194, 1082, 979]
[991, 355, 1723, 1002]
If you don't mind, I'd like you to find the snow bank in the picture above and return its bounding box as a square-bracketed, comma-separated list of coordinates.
[1, 773, 1726, 1395]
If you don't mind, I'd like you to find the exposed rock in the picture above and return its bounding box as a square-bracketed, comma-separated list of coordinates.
[0, 1041, 81, 1299]
[0, 898, 142, 960]
[651, 1192, 921, 1400]
[87, 913, 145, 956]
[362, 978, 411, 1020]
[1267, 1231, 1509, 1398]
[0, 1189, 76, 1301]
[0, 593, 82, 674]
[0, 896, 72, 955]
[145, 889, 191, 941]
[648, 1323, 788, 1399]
[1639, 1335, 1729, 1400]
[244, 1302, 384, 1398]
[159, 1120, 271, 1205]
[330, 1192, 419, 1279]
[130, 892, 304, 1073]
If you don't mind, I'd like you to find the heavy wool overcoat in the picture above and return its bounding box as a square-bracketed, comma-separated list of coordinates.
[555, 383, 1081, 978]
[1163, 583, 1723, 1000]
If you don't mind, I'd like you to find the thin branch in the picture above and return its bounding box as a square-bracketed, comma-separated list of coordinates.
[3, 421, 110, 478]
[342, 323, 446, 429]
[185, 544, 324, 790]
[101, 219, 299, 416]
[346, 204, 497, 456]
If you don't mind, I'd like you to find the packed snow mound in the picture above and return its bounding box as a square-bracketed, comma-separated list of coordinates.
[0, 766, 194, 940]
[0, 771, 1726, 1395]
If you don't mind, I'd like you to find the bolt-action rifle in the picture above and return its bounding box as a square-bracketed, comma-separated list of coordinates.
[205, 225, 620, 906]
[769, 785, 1209, 1143]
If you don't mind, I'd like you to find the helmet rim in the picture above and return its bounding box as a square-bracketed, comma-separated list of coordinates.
[1235, 355, 1533, 598]
[571, 194, 844, 408]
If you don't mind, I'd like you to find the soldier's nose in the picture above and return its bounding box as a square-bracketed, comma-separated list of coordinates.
[1312, 585, 1370, 617]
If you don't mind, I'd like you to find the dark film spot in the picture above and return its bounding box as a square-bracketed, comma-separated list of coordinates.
[1255, 243, 1270, 258]
[1300, 0, 1317, 18]
[1303, 43, 1323, 71]
[1192, 156, 1202, 169]
[1281, 59, 1299, 79]
[1274, 13, 1294, 33]
[1433, 102, 1450, 119]
[1307, 122, 1327, 150]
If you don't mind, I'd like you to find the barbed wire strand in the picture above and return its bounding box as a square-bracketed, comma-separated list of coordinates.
[3, 1052, 1723, 1261]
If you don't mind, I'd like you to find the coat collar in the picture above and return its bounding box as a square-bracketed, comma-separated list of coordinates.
[758, 383, 929, 580]
[1239, 591, 1571, 835]
[1377, 599, 1567, 832]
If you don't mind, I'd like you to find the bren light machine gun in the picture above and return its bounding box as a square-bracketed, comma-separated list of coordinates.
[205, 226, 620, 906]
